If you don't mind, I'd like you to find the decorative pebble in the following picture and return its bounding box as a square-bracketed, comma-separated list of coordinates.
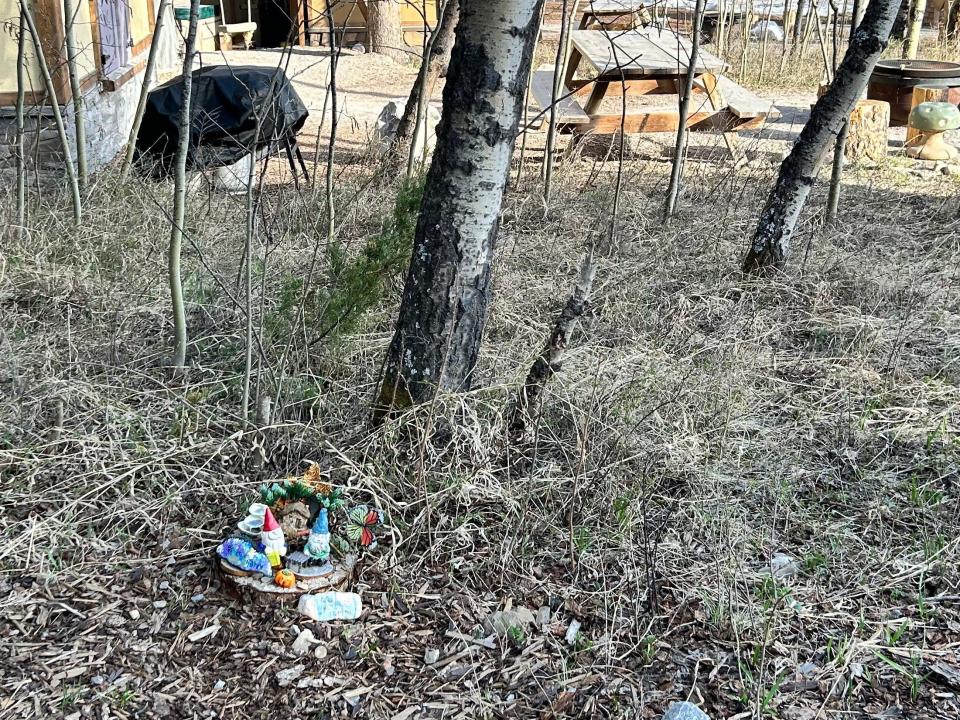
[662, 701, 711, 720]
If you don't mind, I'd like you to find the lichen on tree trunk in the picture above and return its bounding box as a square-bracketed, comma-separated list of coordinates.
[742, 0, 899, 273]
[375, 0, 545, 418]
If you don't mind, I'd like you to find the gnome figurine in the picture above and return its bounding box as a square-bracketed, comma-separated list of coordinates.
[304, 508, 331, 562]
[261, 508, 287, 568]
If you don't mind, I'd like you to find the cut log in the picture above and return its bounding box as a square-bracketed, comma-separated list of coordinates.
[906, 84, 954, 145]
[845, 99, 891, 162]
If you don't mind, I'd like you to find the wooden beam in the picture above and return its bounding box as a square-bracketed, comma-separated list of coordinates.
[31, 0, 71, 104]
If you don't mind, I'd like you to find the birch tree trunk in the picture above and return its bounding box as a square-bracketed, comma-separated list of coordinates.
[16, 13, 27, 235]
[121, 0, 172, 181]
[21, 0, 82, 225]
[393, 0, 459, 152]
[743, 0, 898, 273]
[168, 0, 200, 368]
[903, 0, 927, 55]
[62, 0, 88, 188]
[375, 0, 544, 416]
[664, 0, 705, 219]
[368, 0, 407, 62]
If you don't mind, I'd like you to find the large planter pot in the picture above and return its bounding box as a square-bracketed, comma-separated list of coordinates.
[868, 60, 960, 126]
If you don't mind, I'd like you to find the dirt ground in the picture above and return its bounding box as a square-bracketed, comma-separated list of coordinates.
[1, 38, 959, 720]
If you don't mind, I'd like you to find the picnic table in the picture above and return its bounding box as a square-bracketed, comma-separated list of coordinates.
[578, 0, 651, 30]
[530, 27, 779, 157]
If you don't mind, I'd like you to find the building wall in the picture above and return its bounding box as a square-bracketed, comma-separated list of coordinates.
[0, 0, 41, 96]
[0, 67, 147, 180]
[131, 0, 155, 49]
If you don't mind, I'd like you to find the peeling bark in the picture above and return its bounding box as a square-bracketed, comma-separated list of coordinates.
[743, 0, 898, 273]
[375, 0, 545, 417]
[508, 250, 595, 441]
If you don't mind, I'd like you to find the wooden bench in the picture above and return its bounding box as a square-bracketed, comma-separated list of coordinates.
[693, 74, 780, 120]
[529, 66, 591, 129]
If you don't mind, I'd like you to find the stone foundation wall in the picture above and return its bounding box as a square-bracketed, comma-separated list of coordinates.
[0, 67, 147, 183]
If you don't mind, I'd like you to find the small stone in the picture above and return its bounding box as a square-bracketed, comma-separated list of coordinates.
[275, 665, 305, 687]
[343, 645, 359, 661]
[314, 644, 328, 660]
[90, 675, 105, 686]
[798, 662, 819, 677]
[564, 619, 582, 646]
[152, 600, 167, 609]
[191, 593, 205, 603]
[423, 647, 440, 665]
[129, 608, 141, 620]
[213, 680, 226, 691]
[158, 581, 170, 591]
[292, 629, 316, 656]
[483, 607, 537, 636]
[769, 553, 800, 579]
[662, 701, 711, 720]
[289, 624, 302, 637]
[537, 606, 551, 627]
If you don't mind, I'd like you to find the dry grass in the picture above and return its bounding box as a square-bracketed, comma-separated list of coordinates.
[1, 52, 959, 720]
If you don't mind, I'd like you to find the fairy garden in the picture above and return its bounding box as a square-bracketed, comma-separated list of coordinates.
[216, 462, 383, 616]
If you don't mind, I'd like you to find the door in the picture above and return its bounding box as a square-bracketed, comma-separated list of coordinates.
[97, 0, 132, 76]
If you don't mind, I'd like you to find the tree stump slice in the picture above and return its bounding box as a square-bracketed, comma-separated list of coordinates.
[218, 557, 354, 607]
[845, 99, 890, 163]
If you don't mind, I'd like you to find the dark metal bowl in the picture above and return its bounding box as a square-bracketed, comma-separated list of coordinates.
[872, 59, 960, 80]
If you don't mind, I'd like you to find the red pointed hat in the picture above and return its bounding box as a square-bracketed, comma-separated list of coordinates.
[263, 508, 279, 532]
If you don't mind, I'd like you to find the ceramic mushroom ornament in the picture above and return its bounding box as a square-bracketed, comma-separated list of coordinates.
[906, 102, 960, 161]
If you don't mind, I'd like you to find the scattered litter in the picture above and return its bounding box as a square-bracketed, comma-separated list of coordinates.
[298, 592, 363, 622]
[564, 620, 582, 646]
[314, 644, 329, 660]
[275, 665, 304, 687]
[213, 680, 226, 691]
[484, 607, 536, 636]
[128, 608, 140, 620]
[187, 624, 220, 643]
[291, 628, 316, 656]
[537, 606, 551, 627]
[769, 553, 800, 579]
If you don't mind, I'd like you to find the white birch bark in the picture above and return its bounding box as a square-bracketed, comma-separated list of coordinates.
[168, 0, 200, 368]
[376, 0, 544, 414]
[62, 0, 88, 188]
[743, 0, 899, 272]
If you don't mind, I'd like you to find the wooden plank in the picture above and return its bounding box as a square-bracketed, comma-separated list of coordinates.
[570, 28, 726, 78]
[694, 74, 779, 119]
[699, 71, 745, 164]
[578, 108, 716, 134]
[32, 0, 71, 104]
[530, 67, 591, 124]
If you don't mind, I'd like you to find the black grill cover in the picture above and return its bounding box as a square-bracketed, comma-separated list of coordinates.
[135, 65, 309, 174]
